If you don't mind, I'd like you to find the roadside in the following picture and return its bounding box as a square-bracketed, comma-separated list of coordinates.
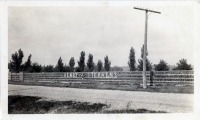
[8, 84, 194, 113]
[9, 81, 194, 94]
[8, 95, 166, 114]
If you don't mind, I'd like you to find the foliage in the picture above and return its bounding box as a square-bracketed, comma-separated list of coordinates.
[137, 45, 152, 71]
[104, 55, 111, 71]
[77, 51, 85, 72]
[110, 66, 123, 71]
[23, 54, 32, 72]
[93, 65, 98, 72]
[128, 47, 136, 71]
[8, 49, 24, 73]
[55, 57, 64, 72]
[64, 64, 71, 72]
[83, 65, 89, 72]
[75, 67, 81, 72]
[31, 62, 42, 72]
[173, 59, 192, 70]
[138, 59, 152, 71]
[87, 54, 95, 72]
[42, 65, 54, 72]
[69, 57, 75, 72]
[154, 60, 169, 71]
[97, 60, 103, 72]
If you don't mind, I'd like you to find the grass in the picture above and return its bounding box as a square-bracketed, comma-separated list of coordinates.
[8, 95, 107, 114]
[8, 95, 167, 114]
[104, 109, 166, 113]
[9, 81, 194, 94]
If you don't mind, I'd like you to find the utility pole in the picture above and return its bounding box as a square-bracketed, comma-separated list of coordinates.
[134, 7, 161, 89]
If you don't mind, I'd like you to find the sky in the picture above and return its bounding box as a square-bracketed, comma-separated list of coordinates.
[8, 6, 194, 67]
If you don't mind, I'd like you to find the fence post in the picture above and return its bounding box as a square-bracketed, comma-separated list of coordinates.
[150, 70, 154, 86]
[8, 72, 12, 81]
[19, 72, 24, 81]
[64, 73, 66, 77]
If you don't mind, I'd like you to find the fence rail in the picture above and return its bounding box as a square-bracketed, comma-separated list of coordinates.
[9, 70, 194, 85]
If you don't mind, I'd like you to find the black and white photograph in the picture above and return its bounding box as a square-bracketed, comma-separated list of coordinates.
[1, 1, 200, 120]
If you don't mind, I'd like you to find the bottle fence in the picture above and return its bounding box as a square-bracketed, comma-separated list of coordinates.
[8, 71, 194, 85]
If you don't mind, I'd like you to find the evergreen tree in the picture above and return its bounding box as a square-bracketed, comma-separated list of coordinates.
[69, 57, 75, 72]
[8, 49, 24, 73]
[97, 60, 103, 72]
[77, 51, 85, 72]
[23, 54, 32, 72]
[137, 45, 152, 71]
[154, 60, 169, 71]
[87, 54, 95, 72]
[55, 57, 64, 72]
[128, 47, 136, 71]
[173, 59, 192, 70]
[104, 55, 111, 71]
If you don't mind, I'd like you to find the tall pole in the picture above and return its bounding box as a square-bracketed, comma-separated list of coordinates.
[134, 7, 161, 89]
[143, 10, 148, 88]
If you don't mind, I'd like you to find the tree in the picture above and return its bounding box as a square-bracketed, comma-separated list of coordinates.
[137, 45, 152, 71]
[8, 49, 24, 73]
[23, 54, 32, 72]
[55, 57, 64, 72]
[154, 60, 169, 71]
[75, 67, 81, 72]
[87, 54, 95, 72]
[104, 55, 111, 71]
[77, 51, 85, 72]
[93, 64, 98, 72]
[173, 59, 192, 70]
[42, 65, 54, 72]
[128, 47, 136, 71]
[97, 60, 103, 72]
[110, 66, 123, 71]
[69, 57, 75, 72]
[8, 62, 12, 72]
[84, 65, 89, 72]
[64, 64, 71, 72]
[31, 62, 42, 72]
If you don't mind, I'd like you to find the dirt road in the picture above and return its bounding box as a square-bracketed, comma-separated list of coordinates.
[8, 84, 193, 113]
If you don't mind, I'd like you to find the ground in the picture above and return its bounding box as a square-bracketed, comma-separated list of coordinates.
[8, 81, 194, 94]
[8, 95, 166, 114]
[8, 84, 193, 113]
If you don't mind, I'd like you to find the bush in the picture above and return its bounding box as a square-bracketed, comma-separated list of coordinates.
[154, 60, 169, 71]
[173, 59, 192, 70]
